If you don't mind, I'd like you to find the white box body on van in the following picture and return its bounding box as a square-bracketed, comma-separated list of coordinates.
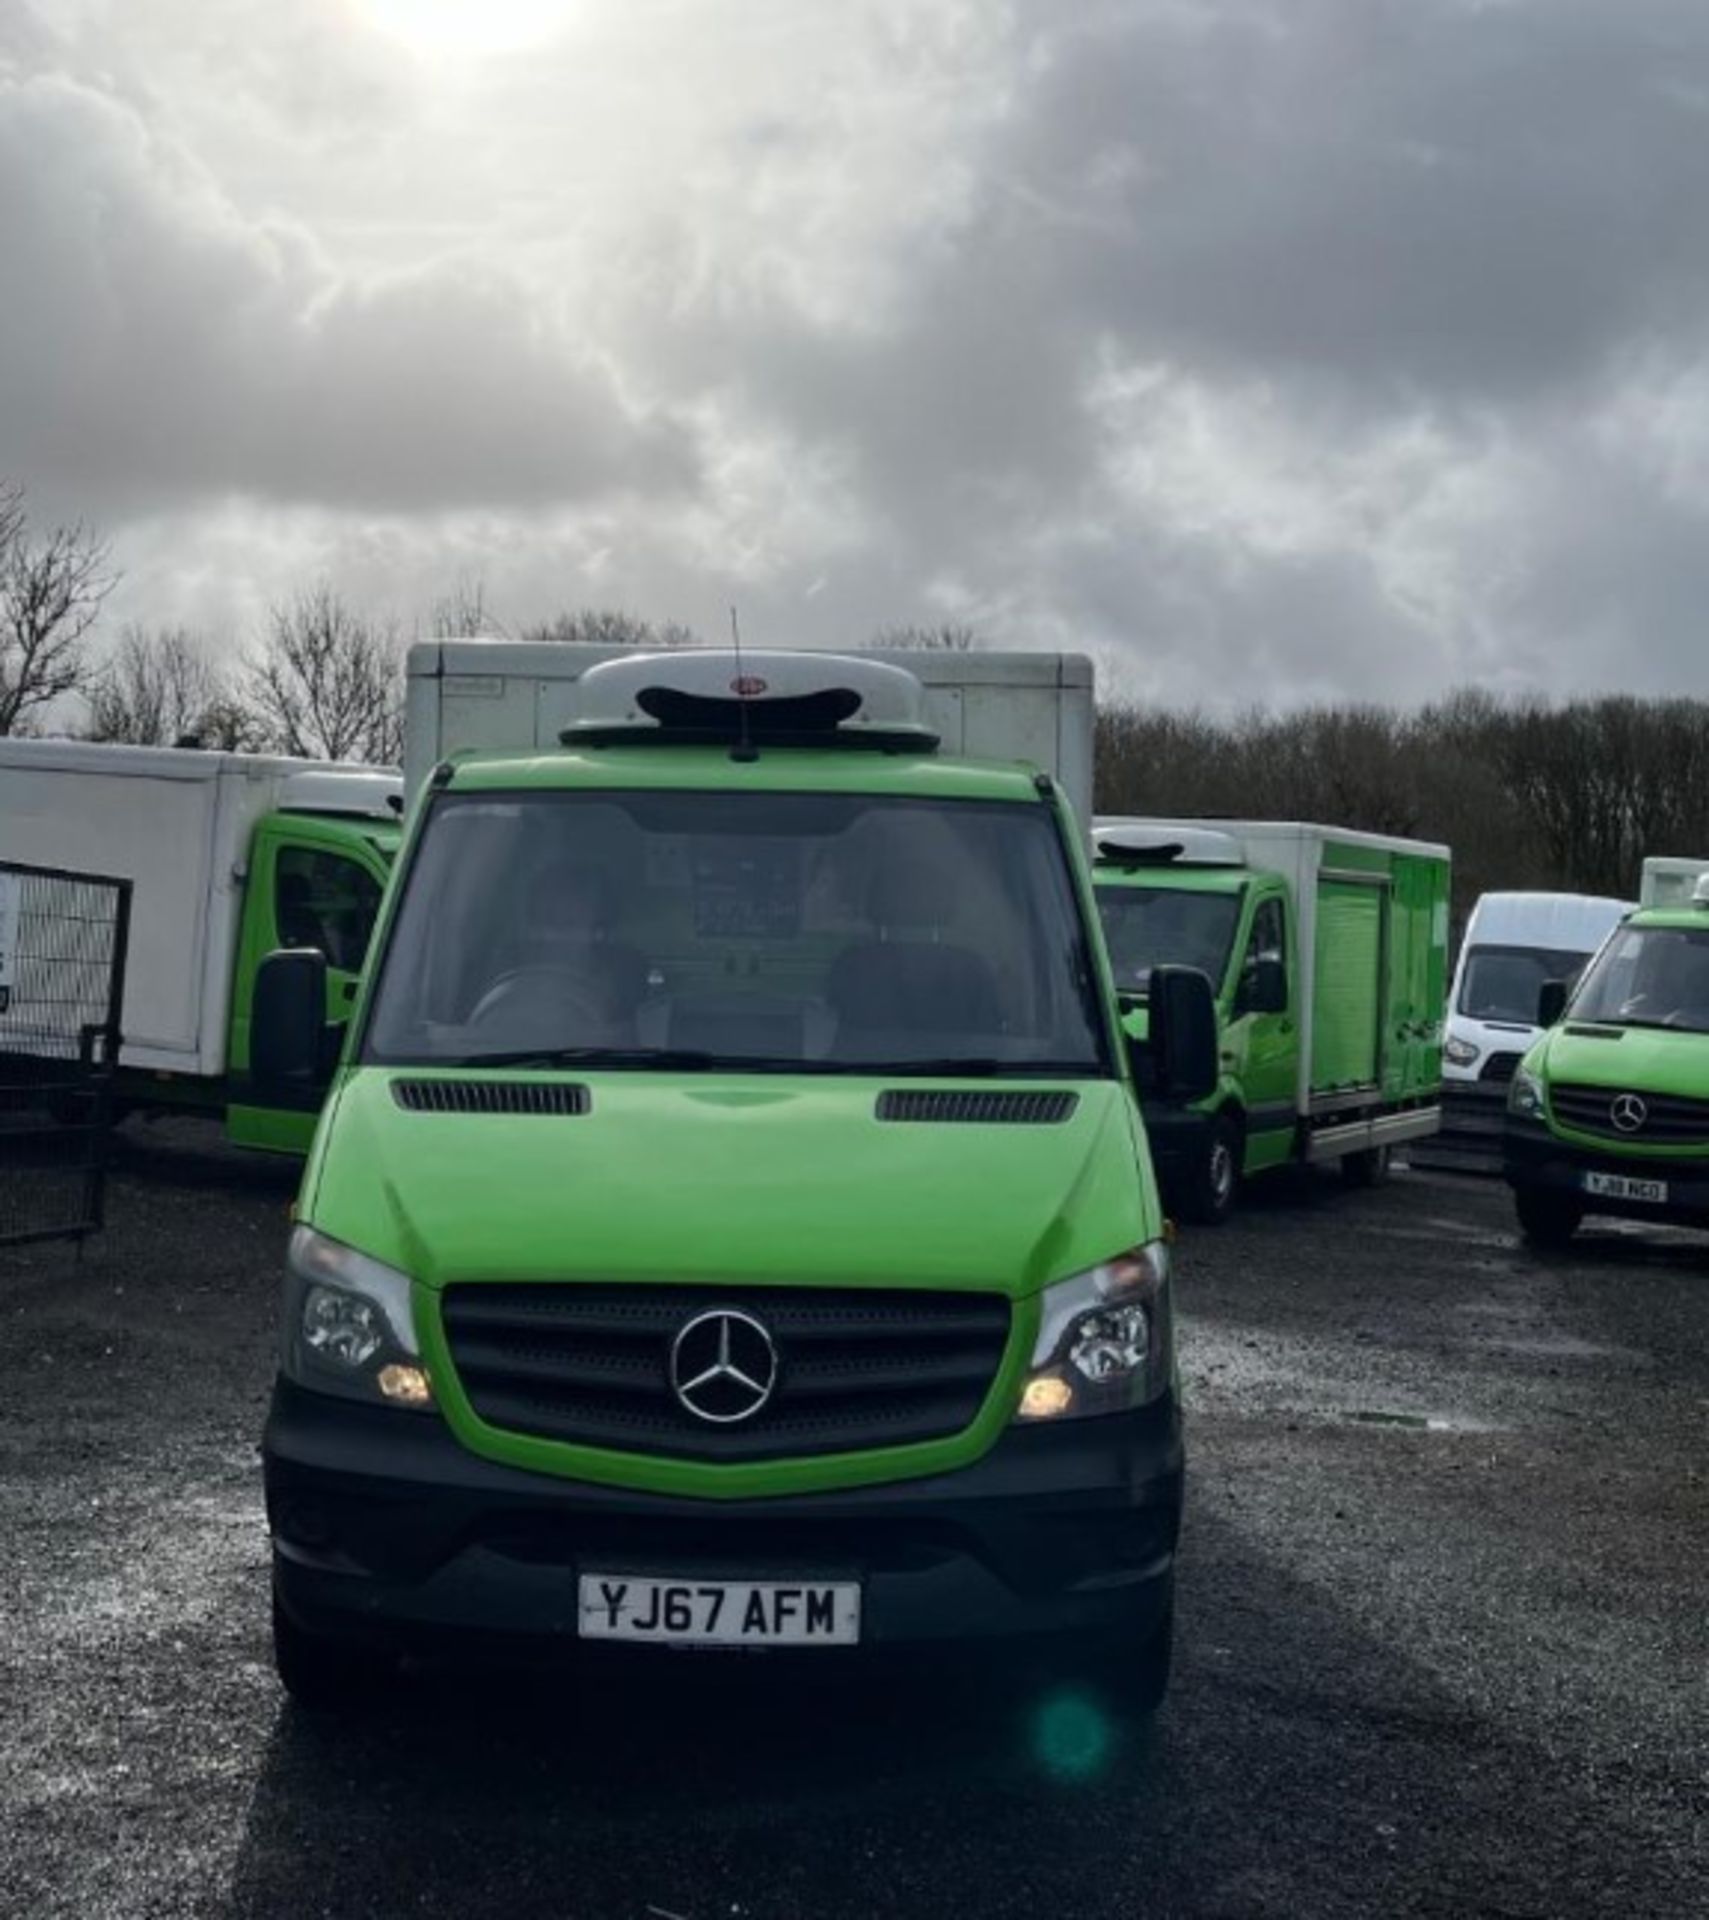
[1639, 857, 1709, 909]
[0, 741, 395, 1076]
[404, 642, 1096, 828]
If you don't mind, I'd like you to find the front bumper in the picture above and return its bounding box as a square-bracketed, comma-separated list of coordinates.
[1504, 1119, 1709, 1227]
[265, 1381, 1183, 1656]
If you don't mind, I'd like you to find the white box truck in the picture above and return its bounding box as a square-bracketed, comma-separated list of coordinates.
[404, 641, 1096, 828]
[1091, 817, 1452, 1219]
[0, 741, 402, 1152]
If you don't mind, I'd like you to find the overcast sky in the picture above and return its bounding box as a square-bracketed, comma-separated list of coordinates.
[5, 0, 1709, 709]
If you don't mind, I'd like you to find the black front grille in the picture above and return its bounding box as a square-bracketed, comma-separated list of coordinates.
[440, 1283, 1012, 1461]
[875, 1089, 1079, 1125]
[1478, 1052, 1522, 1085]
[1550, 1083, 1709, 1145]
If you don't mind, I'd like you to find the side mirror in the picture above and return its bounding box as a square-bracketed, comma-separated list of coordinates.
[1537, 979, 1569, 1029]
[1243, 956, 1288, 1017]
[1147, 964, 1219, 1103]
[253, 949, 330, 1087]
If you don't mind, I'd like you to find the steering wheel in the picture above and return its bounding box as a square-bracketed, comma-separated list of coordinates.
[467, 965, 611, 1032]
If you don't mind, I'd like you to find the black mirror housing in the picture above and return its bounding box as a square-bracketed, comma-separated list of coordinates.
[1247, 956, 1287, 1016]
[1148, 965, 1220, 1104]
[1537, 979, 1569, 1029]
[253, 949, 330, 1086]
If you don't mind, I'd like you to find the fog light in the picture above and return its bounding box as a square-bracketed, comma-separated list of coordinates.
[1068, 1304, 1150, 1383]
[302, 1285, 384, 1368]
[1018, 1374, 1075, 1420]
[378, 1363, 433, 1407]
[278, 1497, 332, 1549]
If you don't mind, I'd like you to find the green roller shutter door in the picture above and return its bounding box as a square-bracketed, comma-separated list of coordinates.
[1312, 881, 1385, 1093]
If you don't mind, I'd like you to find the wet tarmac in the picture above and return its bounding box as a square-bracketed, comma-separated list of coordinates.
[1, 1129, 1704, 1917]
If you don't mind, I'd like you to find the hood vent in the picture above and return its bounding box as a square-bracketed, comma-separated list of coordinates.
[876, 1089, 1079, 1126]
[391, 1079, 591, 1116]
[1563, 1025, 1624, 1040]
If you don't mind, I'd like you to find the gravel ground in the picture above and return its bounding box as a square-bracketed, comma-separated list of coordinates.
[1, 1123, 1704, 1919]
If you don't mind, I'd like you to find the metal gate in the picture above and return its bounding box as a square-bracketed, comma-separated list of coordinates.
[0, 861, 131, 1248]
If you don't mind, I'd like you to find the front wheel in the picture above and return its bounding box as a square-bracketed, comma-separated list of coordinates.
[1514, 1185, 1584, 1249]
[1083, 1595, 1175, 1722]
[272, 1594, 392, 1712]
[1175, 1116, 1242, 1226]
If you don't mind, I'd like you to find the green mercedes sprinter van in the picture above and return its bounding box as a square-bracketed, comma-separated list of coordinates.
[1506, 887, 1709, 1244]
[258, 653, 1214, 1716]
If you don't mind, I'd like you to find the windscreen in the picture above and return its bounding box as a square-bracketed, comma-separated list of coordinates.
[1096, 886, 1240, 997]
[1457, 944, 1594, 1023]
[364, 789, 1110, 1074]
[1568, 924, 1709, 1034]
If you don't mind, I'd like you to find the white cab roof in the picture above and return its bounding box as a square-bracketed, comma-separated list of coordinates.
[1462, 890, 1632, 951]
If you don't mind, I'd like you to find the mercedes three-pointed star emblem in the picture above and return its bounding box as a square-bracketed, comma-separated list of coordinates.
[1609, 1092, 1649, 1134]
[669, 1309, 780, 1424]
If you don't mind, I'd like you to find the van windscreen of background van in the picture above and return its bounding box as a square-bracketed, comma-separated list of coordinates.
[1567, 924, 1709, 1034]
[363, 791, 1110, 1075]
[1457, 944, 1593, 1023]
[1097, 888, 1240, 998]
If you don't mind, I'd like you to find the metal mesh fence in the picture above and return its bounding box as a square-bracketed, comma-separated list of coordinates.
[0, 861, 131, 1247]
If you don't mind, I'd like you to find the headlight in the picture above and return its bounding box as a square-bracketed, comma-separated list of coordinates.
[1443, 1036, 1480, 1068]
[1508, 1065, 1545, 1119]
[282, 1225, 433, 1410]
[1014, 1241, 1173, 1422]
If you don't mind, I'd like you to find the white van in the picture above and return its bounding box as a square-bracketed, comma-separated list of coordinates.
[1443, 891, 1631, 1088]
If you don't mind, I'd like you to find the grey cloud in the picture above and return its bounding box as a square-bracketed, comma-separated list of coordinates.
[10, 0, 1709, 711]
[0, 70, 698, 519]
[1005, 0, 1709, 399]
[619, 0, 1709, 701]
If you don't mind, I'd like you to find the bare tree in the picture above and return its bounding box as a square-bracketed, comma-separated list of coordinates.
[871, 622, 979, 652]
[0, 481, 116, 735]
[247, 585, 404, 764]
[524, 608, 698, 648]
[427, 573, 499, 640]
[86, 625, 231, 745]
[193, 696, 271, 753]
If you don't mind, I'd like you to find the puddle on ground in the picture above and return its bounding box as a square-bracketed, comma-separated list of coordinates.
[1339, 1407, 1501, 1434]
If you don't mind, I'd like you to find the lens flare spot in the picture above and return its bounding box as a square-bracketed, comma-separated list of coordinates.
[1033, 1689, 1113, 1780]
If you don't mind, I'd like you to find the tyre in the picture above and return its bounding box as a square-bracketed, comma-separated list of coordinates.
[1175, 1115, 1242, 1225]
[1340, 1143, 1393, 1189]
[272, 1593, 390, 1712]
[1084, 1594, 1175, 1722]
[1514, 1185, 1584, 1249]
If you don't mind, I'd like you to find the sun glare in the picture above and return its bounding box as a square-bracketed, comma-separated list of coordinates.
[357, 0, 578, 58]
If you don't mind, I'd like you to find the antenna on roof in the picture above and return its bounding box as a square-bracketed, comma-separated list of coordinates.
[729, 605, 758, 764]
